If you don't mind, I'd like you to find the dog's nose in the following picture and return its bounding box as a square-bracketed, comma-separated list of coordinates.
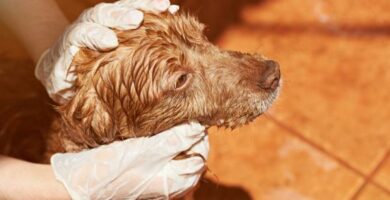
[258, 60, 281, 91]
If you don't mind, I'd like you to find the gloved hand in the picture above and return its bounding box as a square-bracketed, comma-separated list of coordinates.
[35, 0, 180, 104]
[51, 122, 209, 200]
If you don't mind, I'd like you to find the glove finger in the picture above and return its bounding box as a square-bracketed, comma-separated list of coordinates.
[136, 156, 204, 198]
[79, 3, 143, 30]
[119, 0, 171, 13]
[187, 135, 209, 160]
[117, 122, 205, 166]
[168, 5, 180, 14]
[169, 156, 206, 175]
[165, 161, 204, 198]
[171, 175, 201, 199]
[67, 22, 118, 51]
[147, 122, 206, 156]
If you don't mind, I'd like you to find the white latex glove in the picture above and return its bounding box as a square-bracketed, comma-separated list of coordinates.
[51, 122, 209, 200]
[35, 0, 180, 104]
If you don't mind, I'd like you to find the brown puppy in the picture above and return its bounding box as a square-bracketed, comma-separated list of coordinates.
[46, 12, 281, 157]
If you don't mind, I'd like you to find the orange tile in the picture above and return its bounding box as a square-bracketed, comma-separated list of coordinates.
[216, 1, 390, 174]
[269, 53, 390, 174]
[374, 154, 390, 191]
[198, 118, 362, 200]
[355, 184, 390, 200]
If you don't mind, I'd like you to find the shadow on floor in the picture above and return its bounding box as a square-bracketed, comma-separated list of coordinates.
[193, 178, 253, 200]
[173, 0, 264, 41]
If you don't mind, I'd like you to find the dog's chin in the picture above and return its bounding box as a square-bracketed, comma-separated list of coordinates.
[257, 85, 281, 114]
[215, 85, 281, 129]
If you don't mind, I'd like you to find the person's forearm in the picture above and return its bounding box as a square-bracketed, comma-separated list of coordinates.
[0, 0, 69, 63]
[0, 155, 71, 200]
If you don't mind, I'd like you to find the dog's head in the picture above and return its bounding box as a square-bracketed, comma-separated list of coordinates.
[59, 12, 280, 148]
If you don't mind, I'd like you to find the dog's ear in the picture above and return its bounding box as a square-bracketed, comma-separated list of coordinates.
[57, 51, 119, 149]
[58, 85, 116, 149]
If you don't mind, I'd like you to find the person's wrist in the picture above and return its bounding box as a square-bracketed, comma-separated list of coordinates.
[34, 163, 72, 200]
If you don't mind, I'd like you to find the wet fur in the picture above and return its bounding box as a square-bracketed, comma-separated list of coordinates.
[45, 12, 280, 159]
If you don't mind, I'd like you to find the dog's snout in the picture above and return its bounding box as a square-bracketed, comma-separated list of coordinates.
[258, 60, 281, 91]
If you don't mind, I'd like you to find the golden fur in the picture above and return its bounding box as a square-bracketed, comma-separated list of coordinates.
[45, 12, 281, 159]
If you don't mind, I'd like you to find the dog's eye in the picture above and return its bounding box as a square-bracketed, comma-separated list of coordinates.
[175, 74, 189, 90]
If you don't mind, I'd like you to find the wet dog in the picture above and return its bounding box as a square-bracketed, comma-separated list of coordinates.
[45, 12, 281, 157]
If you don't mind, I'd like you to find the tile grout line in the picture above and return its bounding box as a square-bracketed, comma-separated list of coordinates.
[265, 114, 390, 196]
[264, 113, 390, 195]
[350, 151, 390, 199]
[264, 113, 365, 176]
[371, 181, 390, 196]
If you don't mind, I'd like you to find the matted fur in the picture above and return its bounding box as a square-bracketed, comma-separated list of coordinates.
[46, 12, 280, 158]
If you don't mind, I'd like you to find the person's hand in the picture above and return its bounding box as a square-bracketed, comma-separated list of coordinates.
[35, 0, 180, 104]
[51, 122, 209, 200]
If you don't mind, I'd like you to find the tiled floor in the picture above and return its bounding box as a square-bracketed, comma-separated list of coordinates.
[0, 0, 389, 199]
[203, 0, 390, 199]
[375, 155, 390, 192]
